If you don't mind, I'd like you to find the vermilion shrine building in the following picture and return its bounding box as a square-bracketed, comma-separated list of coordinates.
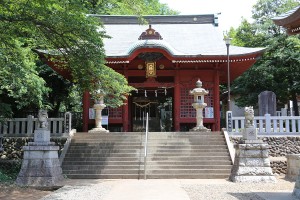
[38, 14, 265, 132]
[273, 5, 300, 35]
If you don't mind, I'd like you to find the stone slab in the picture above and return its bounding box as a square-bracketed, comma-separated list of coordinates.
[234, 166, 273, 176]
[28, 142, 56, 146]
[239, 149, 269, 158]
[23, 150, 59, 159]
[23, 145, 59, 151]
[34, 129, 50, 143]
[243, 127, 257, 140]
[245, 139, 264, 144]
[231, 175, 276, 183]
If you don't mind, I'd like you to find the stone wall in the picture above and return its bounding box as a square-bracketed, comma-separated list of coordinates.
[230, 136, 300, 175]
[0, 137, 67, 160]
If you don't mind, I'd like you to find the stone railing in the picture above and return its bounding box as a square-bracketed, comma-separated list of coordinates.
[227, 113, 300, 135]
[0, 113, 72, 136]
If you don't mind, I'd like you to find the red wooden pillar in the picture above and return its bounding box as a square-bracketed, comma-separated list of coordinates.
[174, 64, 180, 131]
[123, 100, 129, 132]
[123, 65, 129, 132]
[213, 67, 220, 131]
[83, 91, 90, 132]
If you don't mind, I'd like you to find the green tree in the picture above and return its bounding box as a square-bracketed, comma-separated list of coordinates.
[82, 0, 178, 15]
[230, 0, 300, 115]
[0, 0, 178, 120]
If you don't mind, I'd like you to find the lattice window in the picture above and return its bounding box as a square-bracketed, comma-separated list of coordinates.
[108, 107, 122, 119]
[180, 82, 214, 118]
[180, 88, 195, 118]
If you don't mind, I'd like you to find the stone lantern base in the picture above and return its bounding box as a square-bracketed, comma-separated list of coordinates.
[190, 126, 211, 132]
[88, 127, 109, 133]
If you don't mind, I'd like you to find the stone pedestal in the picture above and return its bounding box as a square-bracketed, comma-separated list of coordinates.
[89, 103, 109, 133]
[286, 154, 300, 180]
[291, 154, 300, 198]
[190, 103, 211, 132]
[230, 142, 276, 183]
[15, 129, 64, 188]
[293, 173, 300, 197]
[243, 127, 257, 140]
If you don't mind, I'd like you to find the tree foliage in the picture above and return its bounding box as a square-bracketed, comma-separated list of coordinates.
[82, 0, 179, 15]
[0, 0, 177, 118]
[230, 0, 300, 114]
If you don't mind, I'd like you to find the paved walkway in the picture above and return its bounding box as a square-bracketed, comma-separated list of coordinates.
[38, 177, 299, 200]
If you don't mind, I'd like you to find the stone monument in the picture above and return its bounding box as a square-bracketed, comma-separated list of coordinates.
[189, 79, 211, 132]
[16, 110, 64, 188]
[292, 156, 300, 197]
[89, 90, 109, 133]
[230, 106, 276, 182]
[258, 91, 276, 116]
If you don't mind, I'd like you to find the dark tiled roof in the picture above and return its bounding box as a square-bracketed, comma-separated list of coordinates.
[96, 15, 264, 58]
[272, 5, 300, 23]
[272, 5, 300, 35]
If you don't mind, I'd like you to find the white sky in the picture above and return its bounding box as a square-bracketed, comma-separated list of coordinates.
[159, 0, 258, 33]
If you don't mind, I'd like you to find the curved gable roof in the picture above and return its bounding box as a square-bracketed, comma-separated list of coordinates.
[97, 15, 264, 59]
[272, 5, 300, 35]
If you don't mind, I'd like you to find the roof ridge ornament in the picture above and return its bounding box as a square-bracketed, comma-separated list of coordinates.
[138, 25, 163, 40]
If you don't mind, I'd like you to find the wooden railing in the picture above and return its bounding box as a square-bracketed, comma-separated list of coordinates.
[227, 113, 300, 135]
[0, 113, 72, 136]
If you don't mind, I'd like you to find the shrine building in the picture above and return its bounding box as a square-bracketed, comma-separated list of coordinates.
[38, 14, 265, 132]
[272, 5, 300, 35]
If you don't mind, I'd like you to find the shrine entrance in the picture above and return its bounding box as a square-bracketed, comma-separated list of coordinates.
[131, 88, 173, 132]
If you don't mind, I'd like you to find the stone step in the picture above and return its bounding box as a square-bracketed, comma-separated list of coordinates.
[66, 148, 228, 153]
[64, 152, 230, 158]
[70, 141, 226, 145]
[74, 131, 222, 135]
[62, 160, 232, 166]
[68, 145, 228, 150]
[63, 156, 231, 162]
[63, 168, 231, 175]
[62, 164, 232, 170]
[64, 173, 229, 179]
[62, 131, 232, 179]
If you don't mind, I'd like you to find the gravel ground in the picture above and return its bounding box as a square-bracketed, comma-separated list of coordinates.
[40, 184, 113, 200]
[37, 176, 299, 200]
[182, 178, 296, 200]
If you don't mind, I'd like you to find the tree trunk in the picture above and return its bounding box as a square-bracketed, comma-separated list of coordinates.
[292, 92, 299, 116]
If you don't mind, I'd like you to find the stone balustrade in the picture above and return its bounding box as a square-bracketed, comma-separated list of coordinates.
[227, 114, 300, 135]
[0, 114, 71, 136]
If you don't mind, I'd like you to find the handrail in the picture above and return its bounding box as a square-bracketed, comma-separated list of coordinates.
[144, 112, 149, 180]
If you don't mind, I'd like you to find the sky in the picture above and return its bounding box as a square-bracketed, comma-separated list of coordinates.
[159, 0, 259, 33]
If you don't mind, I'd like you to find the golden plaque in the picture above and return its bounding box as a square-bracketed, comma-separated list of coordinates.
[146, 62, 156, 78]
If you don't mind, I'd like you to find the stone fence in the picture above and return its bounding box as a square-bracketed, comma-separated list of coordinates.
[227, 113, 300, 135]
[0, 112, 72, 136]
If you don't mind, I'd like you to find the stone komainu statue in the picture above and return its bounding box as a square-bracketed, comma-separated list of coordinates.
[38, 110, 48, 129]
[244, 106, 254, 128]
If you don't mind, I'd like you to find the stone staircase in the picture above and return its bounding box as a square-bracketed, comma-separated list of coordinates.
[62, 132, 232, 179]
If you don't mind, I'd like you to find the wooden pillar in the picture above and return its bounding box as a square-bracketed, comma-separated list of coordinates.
[123, 99, 129, 132]
[174, 64, 180, 131]
[123, 65, 129, 132]
[213, 66, 220, 131]
[83, 91, 90, 132]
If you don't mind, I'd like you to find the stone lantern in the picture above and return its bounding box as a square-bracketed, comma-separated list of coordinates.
[189, 79, 211, 132]
[89, 90, 109, 133]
